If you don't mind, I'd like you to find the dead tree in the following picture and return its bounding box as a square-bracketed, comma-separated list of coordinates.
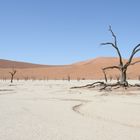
[101, 26, 140, 86]
[115, 75, 120, 82]
[67, 75, 70, 81]
[71, 26, 140, 90]
[9, 69, 17, 83]
[138, 75, 140, 81]
[109, 75, 112, 81]
[102, 68, 108, 82]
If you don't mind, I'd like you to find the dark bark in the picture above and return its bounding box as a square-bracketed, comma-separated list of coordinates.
[119, 68, 128, 86]
[9, 70, 17, 83]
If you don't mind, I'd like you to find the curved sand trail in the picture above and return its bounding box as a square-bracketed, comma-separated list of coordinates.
[0, 80, 140, 140]
[73, 99, 140, 129]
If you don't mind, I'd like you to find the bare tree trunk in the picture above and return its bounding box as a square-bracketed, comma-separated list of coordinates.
[9, 70, 17, 83]
[120, 69, 128, 86]
[102, 69, 107, 83]
[11, 75, 14, 83]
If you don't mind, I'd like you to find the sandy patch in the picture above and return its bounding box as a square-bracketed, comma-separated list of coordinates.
[0, 80, 140, 140]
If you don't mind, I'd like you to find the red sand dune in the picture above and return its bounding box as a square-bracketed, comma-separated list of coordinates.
[0, 57, 140, 80]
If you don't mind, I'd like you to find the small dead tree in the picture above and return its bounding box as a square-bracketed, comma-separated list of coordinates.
[9, 69, 17, 83]
[115, 75, 120, 82]
[102, 68, 108, 82]
[138, 75, 140, 81]
[67, 75, 71, 82]
[109, 75, 113, 81]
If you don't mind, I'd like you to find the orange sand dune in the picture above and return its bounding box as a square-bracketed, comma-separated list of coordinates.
[0, 57, 140, 80]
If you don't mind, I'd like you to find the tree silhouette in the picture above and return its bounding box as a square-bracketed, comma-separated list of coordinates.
[9, 69, 17, 83]
[101, 26, 140, 86]
[71, 26, 140, 90]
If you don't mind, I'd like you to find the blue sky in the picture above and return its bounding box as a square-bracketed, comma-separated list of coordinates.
[0, 0, 140, 64]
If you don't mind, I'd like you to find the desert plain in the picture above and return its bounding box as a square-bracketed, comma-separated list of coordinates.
[0, 80, 140, 140]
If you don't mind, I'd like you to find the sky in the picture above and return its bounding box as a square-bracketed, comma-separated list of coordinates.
[0, 0, 140, 65]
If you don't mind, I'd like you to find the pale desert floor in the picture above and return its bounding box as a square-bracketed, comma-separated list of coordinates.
[0, 80, 140, 140]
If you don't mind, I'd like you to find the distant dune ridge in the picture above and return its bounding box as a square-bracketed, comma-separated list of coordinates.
[0, 57, 140, 80]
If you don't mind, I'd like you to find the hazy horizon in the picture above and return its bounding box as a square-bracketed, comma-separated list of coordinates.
[1, 56, 140, 66]
[0, 0, 140, 65]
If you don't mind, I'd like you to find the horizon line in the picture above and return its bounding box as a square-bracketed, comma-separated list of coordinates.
[0, 56, 140, 66]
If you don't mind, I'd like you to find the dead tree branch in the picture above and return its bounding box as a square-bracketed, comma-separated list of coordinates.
[130, 60, 140, 66]
[125, 44, 140, 68]
[71, 81, 105, 89]
[103, 66, 120, 71]
[101, 26, 123, 66]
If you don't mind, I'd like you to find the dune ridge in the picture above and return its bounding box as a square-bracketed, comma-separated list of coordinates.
[0, 57, 140, 80]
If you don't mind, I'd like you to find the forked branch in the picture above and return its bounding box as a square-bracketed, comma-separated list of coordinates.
[9, 70, 17, 83]
[101, 26, 123, 66]
[103, 65, 120, 71]
[109, 25, 117, 46]
[130, 60, 140, 66]
[125, 44, 140, 68]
